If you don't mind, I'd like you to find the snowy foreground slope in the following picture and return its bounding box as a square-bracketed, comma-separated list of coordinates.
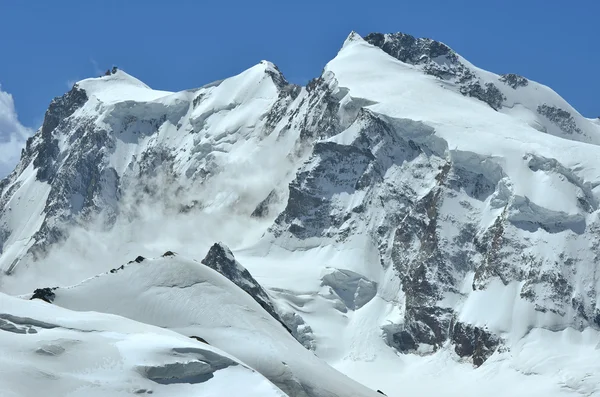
[2, 31, 600, 396]
[0, 292, 288, 397]
[30, 254, 381, 397]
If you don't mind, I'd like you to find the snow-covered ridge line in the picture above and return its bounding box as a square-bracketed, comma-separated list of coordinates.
[0, 292, 289, 396]
[25, 253, 382, 397]
[361, 32, 600, 144]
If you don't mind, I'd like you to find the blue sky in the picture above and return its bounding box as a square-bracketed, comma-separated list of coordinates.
[0, 0, 597, 135]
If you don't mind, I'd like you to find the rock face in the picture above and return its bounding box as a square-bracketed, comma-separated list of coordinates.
[200, 242, 314, 349]
[450, 322, 500, 366]
[537, 104, 584, 135]
[269, 94, 600, 362]
[500, 73, 529, 89]
[30, 287, 56, 303]
[201, 243, 284, 325]
[363, 32, 595, 143]
[364, 32, 506, 111]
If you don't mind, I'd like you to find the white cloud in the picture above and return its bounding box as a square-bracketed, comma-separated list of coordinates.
[90, 58, 103, 77]
[0, 85, 33, 178]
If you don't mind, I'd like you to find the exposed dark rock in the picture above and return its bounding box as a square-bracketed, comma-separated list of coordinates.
[251, 190, 278, 218]
[377, 391, 387, 395]
[129, 256, 146, 264]
[264, 62, 291, 91]
[399, 306, 455, 350]
[109, 264, 125, 273]
[451, 321, 501, 366]
[190, 336, 209, 344]
[473, 209, 512, 289]
[364, 32, 456, 65]
[162, 251, 176, 257]
[460, 81, 506, 111]
[366, 32, 506, 110]
[192, 93, 204, 107]
[297, 75, 342, 141]
[273, 111, 406, 241]
[179, 200, 201, 214]
[201, 243, 290, 332]
[391, 330, 417, 352]
[35, 85, 88, 182]
[594, 310, 600, 328]
[500, 73, 529, 89]
[280, 311, 315, 350]
[537, 104, 583, 135]
[0, 314, 58, 330]
[30, 287, 57, 303]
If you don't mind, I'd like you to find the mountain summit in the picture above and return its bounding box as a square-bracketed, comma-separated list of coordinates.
[2, 31, 600, 397]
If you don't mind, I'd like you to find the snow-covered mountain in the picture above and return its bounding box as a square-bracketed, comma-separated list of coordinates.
[2, 31, 600, 396]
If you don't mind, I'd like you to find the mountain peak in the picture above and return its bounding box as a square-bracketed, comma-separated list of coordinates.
[258, 60, 289, 89]
[75, 68, 173, 104]
[342, 30, 364, 48]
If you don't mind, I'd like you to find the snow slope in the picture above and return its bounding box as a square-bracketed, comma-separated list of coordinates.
[43, 254, 382, 397]
[0, 292, 288, 397]
[77, 70, 174, 104]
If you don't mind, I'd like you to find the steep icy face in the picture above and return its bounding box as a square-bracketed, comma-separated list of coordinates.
[33, 255, 381, 397]
[364, 32, 600, 144]
[264, 33, 600, 366]
[0, 55, 371, 281]
[0, 293, 289, 397]
[0, 64, 304, 275]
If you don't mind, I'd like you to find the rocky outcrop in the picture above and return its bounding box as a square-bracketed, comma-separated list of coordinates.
[451, 322, 501, 366]
[500, 73, 528, 89]
[201, 243, 295, 328]
[364, 32, 456, 67]
[460, 81, 506, 111]
[201, 243, 317, 349]
[537, 104, 583, 135]
[202, 243, 282, 321]
[364, 32, 506, 110]
[34, 85, 88, 182]
[271, 95, 598, 364]
[251, 189, 279, 218]
[30, 287, 57, 303]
